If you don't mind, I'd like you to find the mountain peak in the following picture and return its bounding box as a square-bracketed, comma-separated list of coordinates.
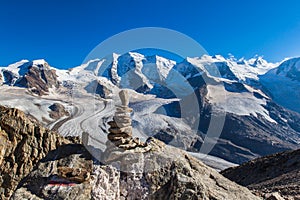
[32, 59, 47, 66]
[275, 57, 300, 81]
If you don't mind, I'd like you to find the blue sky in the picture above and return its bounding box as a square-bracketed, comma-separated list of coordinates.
[0, 0, 300, 68]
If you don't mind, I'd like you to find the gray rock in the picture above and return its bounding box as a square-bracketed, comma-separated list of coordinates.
[119, 90, 129, 106]
[107, 90, 146, 150]
[222, 148, 300, 199]
[12, 138, 261, 200]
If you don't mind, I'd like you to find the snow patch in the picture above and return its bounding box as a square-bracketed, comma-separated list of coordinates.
[207, 84, 276, 123]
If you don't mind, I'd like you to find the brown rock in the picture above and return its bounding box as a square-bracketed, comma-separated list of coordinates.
[109, 126, 132, 135]
[102, 138, 261, 200]
[11, 144, 93, 200]
[0, 106, 74, 200]
[106, 89, 147, 151]
[114, 112, 131, 118]
[7, 134, 261, 200]
[114, 117, 132, 124]
[48, 103, 70, 119]
[57, 166, 90, 183]
[108, 133, 132, 141]
[118, 142, 138, 149]
[108, 120, 132, 128]
[222, 148, 300, 199]
[17, 61, 60, 96]
[108, 121, 118, 127]
[116, 106, 133, 113]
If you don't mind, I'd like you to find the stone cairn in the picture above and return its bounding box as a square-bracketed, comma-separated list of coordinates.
[107, 90, 147, 150]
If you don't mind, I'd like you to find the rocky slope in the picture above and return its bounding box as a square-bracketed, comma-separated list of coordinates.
[12, 139, 261, 200]
[221, 149, 300, 199]
[0, 106, 261, 200]
[168, 74, 300, 164]
[0, 106, 73, 199]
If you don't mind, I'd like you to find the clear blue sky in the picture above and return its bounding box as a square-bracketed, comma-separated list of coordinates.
[1, 0, 300, 68]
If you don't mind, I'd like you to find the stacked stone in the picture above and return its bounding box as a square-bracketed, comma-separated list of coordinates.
[107, 90, 146, 150]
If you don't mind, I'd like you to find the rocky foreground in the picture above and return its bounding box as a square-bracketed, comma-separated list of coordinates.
[0, 106, 261, 200]
[0, 105, 74, 199]
[222, 149, 300, 200]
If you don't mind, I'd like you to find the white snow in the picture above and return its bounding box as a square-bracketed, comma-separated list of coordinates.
[188, 152, 238, 171]
[260, 57, 300, 113]
[261, 72, 300, 113]
[5, 59, 30, 74]
[32, 59, 47, 66]
[184, 55, 277, 81]
[0, 85, 72, 124]
[206, 84, 276, 123]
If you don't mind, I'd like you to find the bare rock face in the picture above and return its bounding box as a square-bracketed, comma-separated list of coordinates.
[222, 148, 300, 199]
[2, 70, 15, 85]
[48, 103, 70, 120]
[84, 79, 113, 98]
[11, 144, 93, 200]
[106, 90, 147, 150]
[16, 61, 60, 95]
[0, 106, 72, 200]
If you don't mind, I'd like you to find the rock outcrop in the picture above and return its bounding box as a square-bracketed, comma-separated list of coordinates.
[1, 60, 60, 95]
[17, 61, 60, 95]
[12, 138, 261, 200]
[48, 103, 69, 120]
[0, 105, 72, 199]
[84, 79, 113, 98]
[221, 148, 300, 199]
[12, 144, 93, 200]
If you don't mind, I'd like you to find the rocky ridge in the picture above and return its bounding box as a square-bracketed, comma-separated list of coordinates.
[221, 149, 300, 199]
[12, 138, 261, 200]
[0, 60, 59, 95]
[0, 105, 73, 199]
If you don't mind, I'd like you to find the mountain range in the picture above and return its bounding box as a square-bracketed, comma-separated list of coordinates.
[0, 53, 299, 166]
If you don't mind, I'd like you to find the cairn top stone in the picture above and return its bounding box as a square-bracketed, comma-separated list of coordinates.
[119, 90, 129, 106]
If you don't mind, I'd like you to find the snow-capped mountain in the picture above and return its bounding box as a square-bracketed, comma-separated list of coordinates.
[100, 52, 176, 92]
[260, 57, 300, 113]
[0, 59, 59, 95]
[172, 55, 277, 83]
[0, 53, 299, 165]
